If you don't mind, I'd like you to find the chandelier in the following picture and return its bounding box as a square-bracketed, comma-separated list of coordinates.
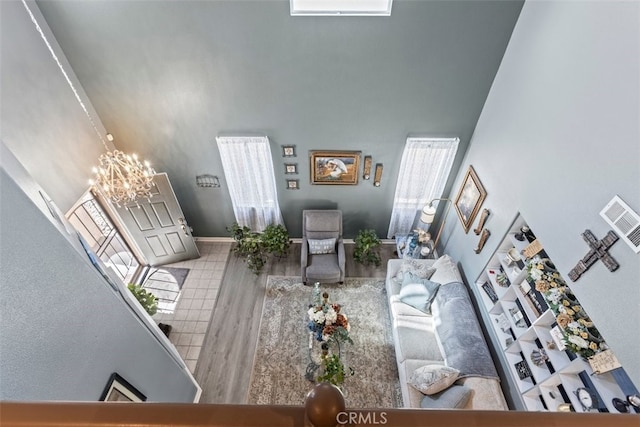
[90, 149, 156, 207]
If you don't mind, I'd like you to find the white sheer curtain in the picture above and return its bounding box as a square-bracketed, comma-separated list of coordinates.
[387, 137, 459, 238]
[216, 136, 283, 231]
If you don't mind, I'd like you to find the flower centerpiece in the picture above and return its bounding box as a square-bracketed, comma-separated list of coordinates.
[306, 288, 355, 388]
[527, 255, 607, 359]
[308, 291, 351, 343]
[414, 228, 431, 244]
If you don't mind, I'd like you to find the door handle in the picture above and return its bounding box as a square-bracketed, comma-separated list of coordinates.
[179, 218, 193, 236]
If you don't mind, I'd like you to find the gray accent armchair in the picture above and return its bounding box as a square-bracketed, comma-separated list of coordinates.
[301, 210, 345, 285]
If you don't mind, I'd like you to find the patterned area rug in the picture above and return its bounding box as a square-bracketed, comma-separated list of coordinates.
[247, 276, 402, 408]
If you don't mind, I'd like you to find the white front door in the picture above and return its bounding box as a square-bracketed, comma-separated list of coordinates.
[97, 172, 200, 266]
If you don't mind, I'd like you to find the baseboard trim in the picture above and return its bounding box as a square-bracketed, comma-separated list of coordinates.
[194, 236, 397, 245]
[194, 236, 235, 243]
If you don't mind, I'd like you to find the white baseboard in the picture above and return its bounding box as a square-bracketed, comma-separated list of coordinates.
[194, 236, 235, 242]
[194, 236, 396, 245]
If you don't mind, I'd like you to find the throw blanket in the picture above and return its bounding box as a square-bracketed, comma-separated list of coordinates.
[432, 282, 500, 380]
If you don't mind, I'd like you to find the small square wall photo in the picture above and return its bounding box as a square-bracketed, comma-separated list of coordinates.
[282, 145, 296, 157]
[285, 163, 298, 174]
[286, 179, 299, 190]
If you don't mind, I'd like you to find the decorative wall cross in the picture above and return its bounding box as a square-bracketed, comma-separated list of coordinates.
[568, 229, 619, 281]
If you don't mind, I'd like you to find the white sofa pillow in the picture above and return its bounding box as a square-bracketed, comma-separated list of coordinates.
[408, 365, 460, 395]
[395, 259, 436, 282]
[430, 254, 462, 284]
[308, 238, 336, 254]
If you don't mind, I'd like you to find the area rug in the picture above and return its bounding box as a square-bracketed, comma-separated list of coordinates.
[142, 266, 190, 312]
[148, 266, 190, 290]
[247, 276, 402, 408]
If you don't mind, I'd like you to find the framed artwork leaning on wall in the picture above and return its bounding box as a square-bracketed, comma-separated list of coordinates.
[454, 165, 487, 233]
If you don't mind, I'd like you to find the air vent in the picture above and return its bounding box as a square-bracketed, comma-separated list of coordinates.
[600, 195, 640, 253]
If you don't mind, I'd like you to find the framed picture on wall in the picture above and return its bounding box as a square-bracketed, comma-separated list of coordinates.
[99, 372, 146, 402]
[309, 150, 361, 185]
[284, 163, 298, 174]
[282, 145, 296, 157]
[453, 165, 487, 233]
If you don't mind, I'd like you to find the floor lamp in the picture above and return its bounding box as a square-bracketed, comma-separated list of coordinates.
[420, 198, 452, 250]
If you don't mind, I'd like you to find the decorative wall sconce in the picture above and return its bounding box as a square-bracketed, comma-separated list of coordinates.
[196, 174, 220, 188]
[363, 156, 372, 180]
[373, 163, 383, 187]
[473, 209, 490, 235]
[475, 229, 491, 254]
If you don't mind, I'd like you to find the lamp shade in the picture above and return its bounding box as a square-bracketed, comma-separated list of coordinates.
[421, 204, 436, 224]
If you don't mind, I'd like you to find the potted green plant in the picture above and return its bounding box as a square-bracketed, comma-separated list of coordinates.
[227, 222, 291, 275]
[261, 223, 291, 259]
[353, 228, 382, 267]
[317, 353, 355, 387]
[228, 222, 266, 274]
[127, 283, 158, 316]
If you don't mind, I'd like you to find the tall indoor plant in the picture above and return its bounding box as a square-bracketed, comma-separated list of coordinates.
[261, 224, 291, 259]
[353, 229, 382, 267]
[228, 222, 291, 274]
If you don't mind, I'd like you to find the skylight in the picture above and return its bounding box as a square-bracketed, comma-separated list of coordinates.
[290, 0, 393, 16]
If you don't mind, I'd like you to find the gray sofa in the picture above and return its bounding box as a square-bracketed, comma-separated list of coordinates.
[385, 255, 508, 410]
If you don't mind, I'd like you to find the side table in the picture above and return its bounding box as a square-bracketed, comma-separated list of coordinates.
[395, 234, 438, 260]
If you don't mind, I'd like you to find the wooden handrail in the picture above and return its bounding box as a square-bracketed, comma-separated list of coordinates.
[1, 402, 637, 427]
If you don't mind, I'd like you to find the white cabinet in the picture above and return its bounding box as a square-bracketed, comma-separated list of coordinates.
[473, 214, 639, 413]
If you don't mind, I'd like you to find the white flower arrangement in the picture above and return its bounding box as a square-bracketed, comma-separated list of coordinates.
[307, 292, 351, 342]
[567, 334, 589, 349]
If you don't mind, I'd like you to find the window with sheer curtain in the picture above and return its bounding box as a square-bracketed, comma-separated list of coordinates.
[387, 137, 459, 239]
[216, 136, 283, 231]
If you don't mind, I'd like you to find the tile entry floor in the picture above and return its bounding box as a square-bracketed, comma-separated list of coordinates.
[152, 241, 232, 373]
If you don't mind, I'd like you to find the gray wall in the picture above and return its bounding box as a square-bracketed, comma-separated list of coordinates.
[0, 146, 199, 401]
[34, 0, 523, 238]
[0, 0, 109, 212]
[442, 1, 640, 386]
[0, 1, 198, 402]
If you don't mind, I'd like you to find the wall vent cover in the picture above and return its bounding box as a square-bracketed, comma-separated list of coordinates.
[600, 195, 640, 253]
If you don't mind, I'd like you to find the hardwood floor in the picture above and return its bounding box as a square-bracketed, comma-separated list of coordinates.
[194, 242, 397, 404]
